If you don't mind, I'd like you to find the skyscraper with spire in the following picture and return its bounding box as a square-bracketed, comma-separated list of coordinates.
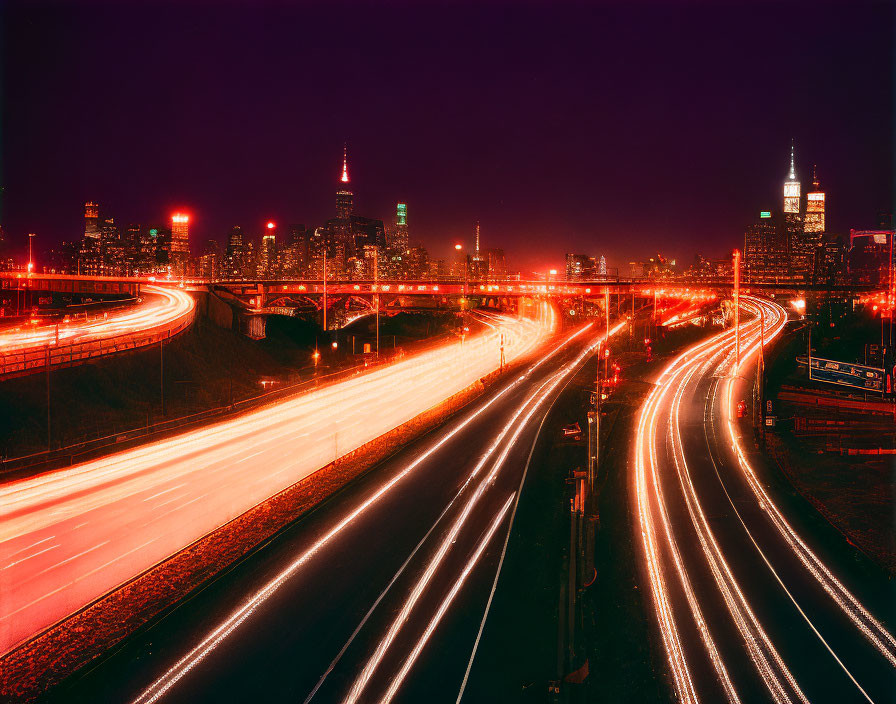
[783, 142, 801, 215]
[469, 221, 487, 278]
[336, 143, 353, 221]
[783, 142, 815, 281]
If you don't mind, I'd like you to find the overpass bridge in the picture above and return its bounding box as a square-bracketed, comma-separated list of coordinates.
[1, 271, 875, 338]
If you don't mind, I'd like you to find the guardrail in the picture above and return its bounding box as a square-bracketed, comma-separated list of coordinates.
[0, 325, 468, 474]
[0, 307, 195, 380]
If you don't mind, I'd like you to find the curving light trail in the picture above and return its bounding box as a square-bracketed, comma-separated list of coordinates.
[0, 285, 195, 352]
[127, 316, 600, 704]
[0, 303, 554, 656]
[722, 299, 896, 667]
[344, 321, 626, 703]
[635, 295, 895, 703]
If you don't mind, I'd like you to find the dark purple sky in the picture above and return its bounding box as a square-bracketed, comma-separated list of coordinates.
[2, 0, 893, 273]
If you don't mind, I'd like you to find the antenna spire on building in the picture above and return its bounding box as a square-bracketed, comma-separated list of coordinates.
[474, 221, 481, 256]
[341, 143, 349, 184]
[812, 163, 819, 189]
[788, 139, 796, 180]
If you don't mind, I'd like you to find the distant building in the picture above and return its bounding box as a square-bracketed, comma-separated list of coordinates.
[815, 233, 847, 286]
[804, 165, 825, 235]
[391, 203, 409, 253]
[744, 210, 789, 283]
[199, 239, 220, 279]
[280, 224, 307, 277]
[84, 201, 101, 239]
[848, 230, 894, 286]
[783, 144, 815, 281]
[469, 222, 488, 279]
[485, 248, 506, 279]
[566, 253, 595, 281]
[259, 225, 278, 278]
[224, 226, 244, 278]
[170, 213, 190, 274]
[598, 255, 607, 277]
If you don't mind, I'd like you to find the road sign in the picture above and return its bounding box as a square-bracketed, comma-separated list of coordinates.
[765, 416, 776, 427]
[809, 356, 885, 393]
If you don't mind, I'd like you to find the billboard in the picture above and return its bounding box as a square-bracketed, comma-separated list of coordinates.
[809, 356, 885, 393]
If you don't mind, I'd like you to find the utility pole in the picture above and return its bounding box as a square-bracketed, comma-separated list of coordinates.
[160, 335, 165, 416]
[322, 248, 328, 333]
[499, 331, 505, 372]
[604, 287, 610, 380]
[374, 248, 380, 357]
[46, 345, 51, 451]
[758, 305, 765, 439]
[889, 231, 894, 350]
[733, 249, 741, 369]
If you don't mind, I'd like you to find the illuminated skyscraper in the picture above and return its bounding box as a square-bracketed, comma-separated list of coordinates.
[224, 226, 244, 278]
[170, 213, 190, 256]
[336, 144, 353, 221]
[804, 165, 825, 234]
[783, 142, 801, 215]
[169, 213, 190, 275]
[260, 224, 278, 278]
[782, 143, 812, 280]
[469, 221, 487, 279]
[84, 201, 100, 239]
[393, 203, 409, 253]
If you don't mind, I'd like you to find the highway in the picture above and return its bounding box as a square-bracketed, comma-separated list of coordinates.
[0, 303, 553, 655]
[0, 285, 194, 351]
[0, 285, 196, 378]
[634, 296, 896, 703]
[48, 318, 622, 703]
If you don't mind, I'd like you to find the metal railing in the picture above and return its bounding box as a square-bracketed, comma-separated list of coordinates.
[0, 325, 466, 473]
[0, 308, 195, 379]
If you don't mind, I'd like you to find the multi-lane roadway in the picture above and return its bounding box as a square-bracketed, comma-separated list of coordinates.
[0, 285, 196, 378]
[49, 318, 621, 703]
[0, 304, 553, 656]
[635, 296, 895, 703]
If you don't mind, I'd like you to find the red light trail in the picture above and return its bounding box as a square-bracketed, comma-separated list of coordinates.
[634, 296, 895, 702]
[0, 304, 553, 656]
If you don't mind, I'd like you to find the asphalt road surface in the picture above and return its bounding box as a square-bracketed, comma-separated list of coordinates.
[52, 320, 620, 703]
[0, 306, 551, 656]
[634, 297, 896, 703]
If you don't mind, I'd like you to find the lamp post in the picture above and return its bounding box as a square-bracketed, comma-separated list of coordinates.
[374, 247, 379, 357]
[27, 233, 35, 273]
[733, 249, 741, 369]
[456, 243, 467, 332]
[322, 248, 328, 333]
[604, 287, 610, 379]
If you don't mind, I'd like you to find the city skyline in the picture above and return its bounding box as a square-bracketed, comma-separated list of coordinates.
[2, 1, 893, 271]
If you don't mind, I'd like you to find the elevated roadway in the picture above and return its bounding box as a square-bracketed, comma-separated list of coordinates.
[0, 285, 195, 379]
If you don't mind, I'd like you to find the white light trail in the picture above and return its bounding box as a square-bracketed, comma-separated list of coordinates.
[0, 285, 194, 352]
[124, 313, 588, 703]
[345, 322, 625, 703]
[0, 304, 554, 655]
[380, 496, 514, 704]
[724, 299, 896, 668]
[636, 294, 894, 703]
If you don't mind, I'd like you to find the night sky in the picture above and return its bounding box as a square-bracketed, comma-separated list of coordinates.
[2, 0, 893, 274]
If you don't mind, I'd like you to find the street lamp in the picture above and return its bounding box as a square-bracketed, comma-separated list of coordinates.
[27, 233, 35, 273]
[733, 249, 741, 369]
